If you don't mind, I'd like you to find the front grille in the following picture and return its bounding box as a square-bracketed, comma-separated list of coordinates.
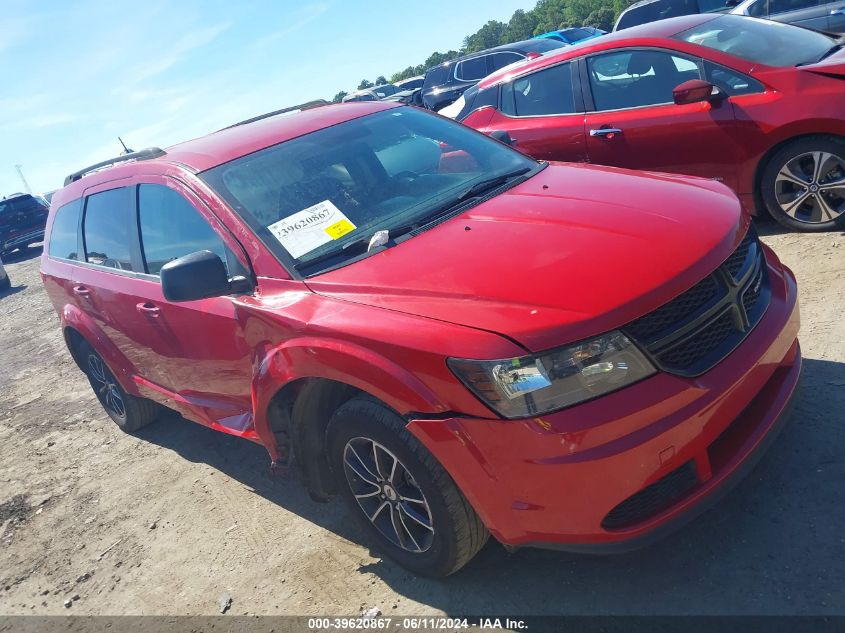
[722, 229, 755, 280]
[601, 461, 699, 530]
[658, 310, 736, 370]
[622, 225, 771, 377]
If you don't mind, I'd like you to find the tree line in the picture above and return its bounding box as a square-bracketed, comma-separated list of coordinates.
[330, 0, 637, 102]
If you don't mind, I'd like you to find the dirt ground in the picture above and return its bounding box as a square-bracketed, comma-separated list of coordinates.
[0, 217, 843, 617]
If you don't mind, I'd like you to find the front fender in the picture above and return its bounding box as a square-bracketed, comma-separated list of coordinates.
[250, 337, 449, 461]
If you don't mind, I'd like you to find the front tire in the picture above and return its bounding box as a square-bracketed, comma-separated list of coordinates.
[327, 398, 488, 577]
[761, 136, 845, 232]
[78, 341, 161, 432]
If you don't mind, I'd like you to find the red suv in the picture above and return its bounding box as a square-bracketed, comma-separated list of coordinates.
[41, 102, 800, 576]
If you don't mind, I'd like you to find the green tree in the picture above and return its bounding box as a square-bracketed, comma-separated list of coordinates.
[501, 9, 538, 43]
[463, 20, 507, 53]
[358, 79, 374, 89]
[585, 6, 616, 30]
[375, 75, 388, 85]
[530, 0, 568, 35]
[332, 91, 348, 103]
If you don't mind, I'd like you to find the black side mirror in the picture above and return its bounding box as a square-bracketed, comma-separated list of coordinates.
[161, 250, 251, 302]
[489, 130, 516, 146]
[724, 0, 740, 7]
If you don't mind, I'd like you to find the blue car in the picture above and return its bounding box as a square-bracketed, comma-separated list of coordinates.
[533, 26, 606, 44]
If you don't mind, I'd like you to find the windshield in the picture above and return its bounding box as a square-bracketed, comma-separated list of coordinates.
[561, 28, 594, 42]
[201, 107, 538, 274]
[673, 15, 837, 66]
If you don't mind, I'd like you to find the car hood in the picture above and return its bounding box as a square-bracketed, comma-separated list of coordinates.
[305, 163, 746, 352]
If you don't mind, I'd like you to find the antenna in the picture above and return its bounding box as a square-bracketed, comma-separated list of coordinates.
[14, 165, 32, 194]
[118, 137, 134, 155]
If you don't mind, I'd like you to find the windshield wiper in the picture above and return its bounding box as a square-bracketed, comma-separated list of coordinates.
[454, 167, 533, 204]
[817, 43, 844, 62]
[798, 43, 844, 65]
[404, 166, 535, 231]
[294, 223, 418, 272]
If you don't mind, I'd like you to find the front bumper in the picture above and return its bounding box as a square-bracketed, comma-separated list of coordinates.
[408, 248, 800, 549]
[2, 228, 44, 252]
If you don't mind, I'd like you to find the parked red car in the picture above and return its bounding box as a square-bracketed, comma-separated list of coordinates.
[41, 102, 800, 576]
[458, 14, 845, 231]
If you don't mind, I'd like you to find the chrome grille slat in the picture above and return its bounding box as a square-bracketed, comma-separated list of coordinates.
[622, 225, 771, 377]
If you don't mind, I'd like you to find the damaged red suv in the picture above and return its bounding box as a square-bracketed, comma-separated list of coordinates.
[41, 102, 800, 576]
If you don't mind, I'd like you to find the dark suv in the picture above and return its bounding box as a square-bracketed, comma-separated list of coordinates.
[421, 38, 566, 111]
[0, 193, 50, 256]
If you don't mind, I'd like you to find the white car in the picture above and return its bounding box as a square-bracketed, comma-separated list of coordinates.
[0, 254, 9, 291]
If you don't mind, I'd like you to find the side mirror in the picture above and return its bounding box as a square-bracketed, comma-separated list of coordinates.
[489, 129, 516, 146]
[724, 0, 740, 7]
[160, 250, 251, 302]
[673, 79, 721, 106]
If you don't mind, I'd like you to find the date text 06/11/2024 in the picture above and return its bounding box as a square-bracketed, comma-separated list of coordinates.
[306, 617, 529, 630]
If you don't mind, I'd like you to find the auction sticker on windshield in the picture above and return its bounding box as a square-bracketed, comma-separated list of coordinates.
[268, 200, 356, 258]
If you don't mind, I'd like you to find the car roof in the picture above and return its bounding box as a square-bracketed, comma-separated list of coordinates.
[478, 14, 719, 89]
[428, 37, 564, 70]
[57, 101, 399, 200]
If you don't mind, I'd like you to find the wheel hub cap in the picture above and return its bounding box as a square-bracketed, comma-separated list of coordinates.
[343, 437, 435, 553]
[774, 150, 845, 224]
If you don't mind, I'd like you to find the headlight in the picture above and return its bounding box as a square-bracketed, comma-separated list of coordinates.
[448, 331, 656, 419]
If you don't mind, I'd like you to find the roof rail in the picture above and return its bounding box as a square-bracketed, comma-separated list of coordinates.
[219, 100, 329, 131]
[64, 147, 166, 186]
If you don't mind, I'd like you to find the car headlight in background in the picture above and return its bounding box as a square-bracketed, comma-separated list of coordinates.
[448, 331, 656, 419]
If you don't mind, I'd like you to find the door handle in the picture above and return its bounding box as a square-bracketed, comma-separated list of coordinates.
[136, 302, 161, 317]
[73, 285, 90, 297]
[831, 7, 845, 15]
[589, 127, 623, 138]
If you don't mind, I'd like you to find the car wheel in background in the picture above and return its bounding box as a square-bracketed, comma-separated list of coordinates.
[327, 397, 489, 577]
[0, 276, 10, 291]
[78, 340, 161, 432]
[762, 136, 845, 232]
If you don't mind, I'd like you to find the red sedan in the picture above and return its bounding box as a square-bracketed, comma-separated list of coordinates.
[458, 14, 845, 231]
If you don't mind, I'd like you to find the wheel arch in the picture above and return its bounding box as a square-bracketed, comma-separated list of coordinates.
[58, 305, 140, 395]
[252, 338, 450, 500]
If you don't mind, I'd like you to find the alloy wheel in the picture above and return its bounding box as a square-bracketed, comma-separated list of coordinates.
[774, 151, 845, 224]
[87, 353, 126, 418]
[343, 437, 435, 553]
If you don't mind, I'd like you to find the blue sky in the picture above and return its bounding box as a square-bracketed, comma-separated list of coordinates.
[0, 0, 535, 196]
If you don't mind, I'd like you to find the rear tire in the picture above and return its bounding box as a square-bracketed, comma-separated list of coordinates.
[761, 136, 845, 232]
[78, 340, 161, 432]
[327, 398, 488, 577]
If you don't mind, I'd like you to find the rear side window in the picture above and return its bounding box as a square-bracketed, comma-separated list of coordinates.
[138, 184, 230, 276]
[83, 187, 134, 271]
[489, 52, 524, 72]
[455, 85, 499, 121]
[48, 199, 81, 260]
[502, 63, 575, 117]
[456, 56, 488, 81]
[767, 0, 819, 14]
[616, 4, 651, 29]
[423, 66, 450, 90]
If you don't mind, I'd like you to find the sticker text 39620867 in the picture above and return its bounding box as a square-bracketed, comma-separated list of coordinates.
[267, 200, 356, 259]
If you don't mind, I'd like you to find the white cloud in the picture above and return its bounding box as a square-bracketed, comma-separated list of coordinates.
[130, 21, 232, 84]
[253, 3, 331, 48]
